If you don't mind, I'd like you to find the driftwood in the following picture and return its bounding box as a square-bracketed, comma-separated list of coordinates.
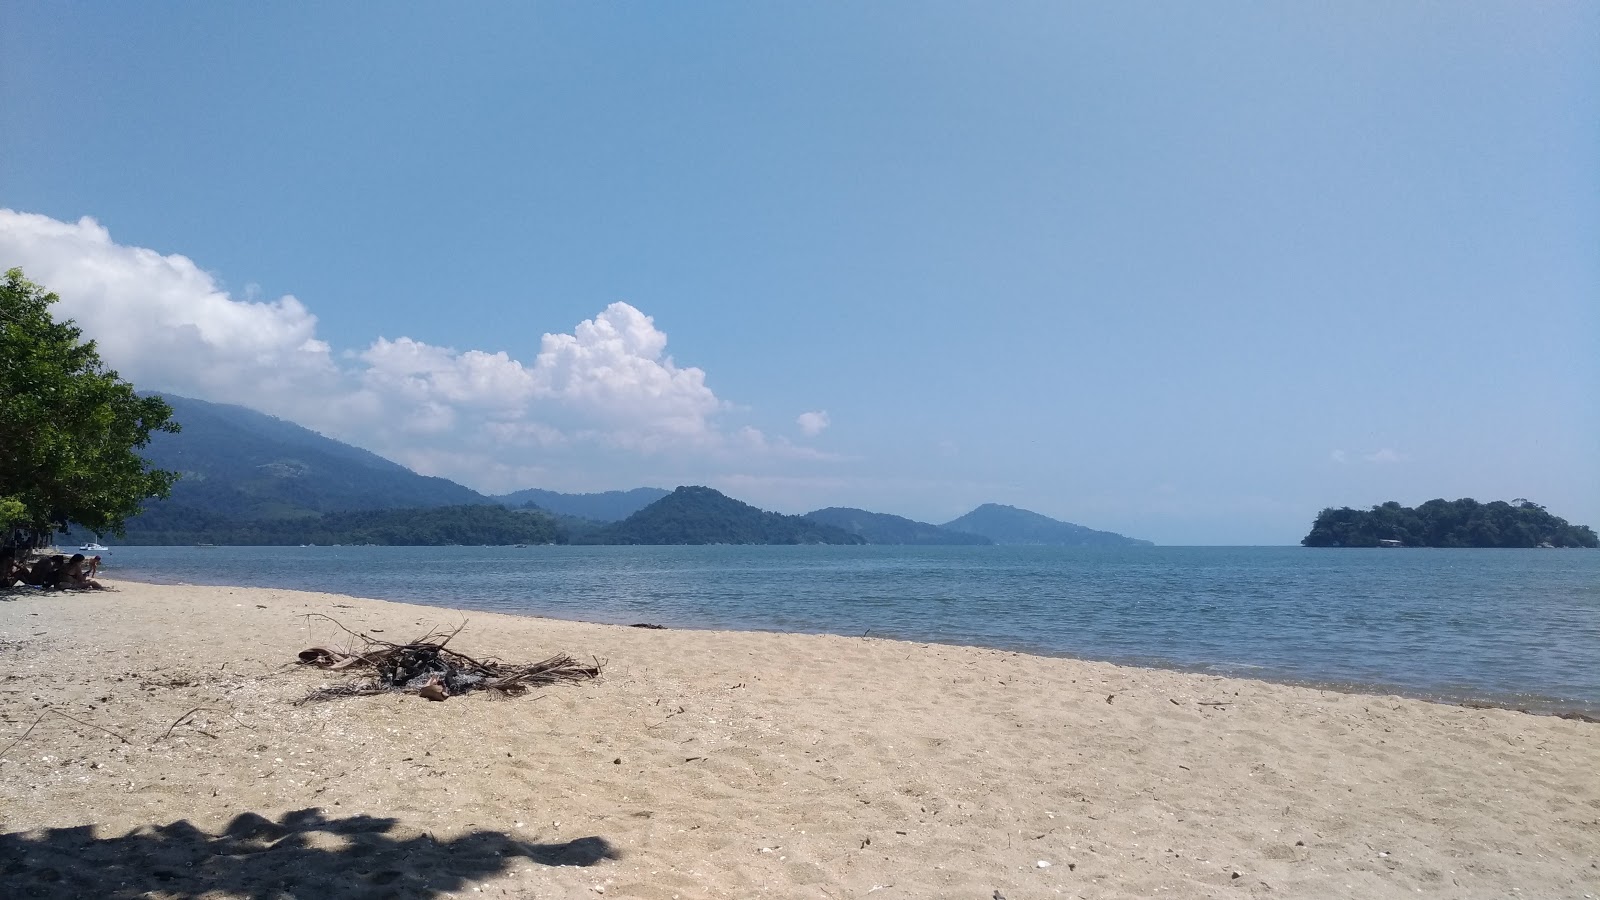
[294, 615, 600, 704]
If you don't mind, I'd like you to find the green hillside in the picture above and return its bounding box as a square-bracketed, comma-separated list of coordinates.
[584, 487, 866, 545]
[803, 507, 992, 545]
[941, 503, 1152, 547]
[496, 487, 669, 522]
[120, 394, 491, 536]
[114, 504, 563, 546]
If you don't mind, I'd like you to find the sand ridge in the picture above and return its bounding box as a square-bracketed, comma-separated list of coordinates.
[1, 580, 1596, 898]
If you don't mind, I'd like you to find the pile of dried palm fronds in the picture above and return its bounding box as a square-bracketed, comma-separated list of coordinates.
[294, 615, 600, 704]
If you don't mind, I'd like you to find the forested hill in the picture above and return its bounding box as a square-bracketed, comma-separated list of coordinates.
[803, 508, 992, 545]
[582, 487, 866, 545]
[128, 394, 490, 533]
[495, 487, 669, 522]
[940, 504, 1153, 547]
[113, 505, 563, 547]
[1301, 499, 1598, 548]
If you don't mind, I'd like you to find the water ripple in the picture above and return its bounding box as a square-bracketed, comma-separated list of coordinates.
[105, 544, 1600, 712]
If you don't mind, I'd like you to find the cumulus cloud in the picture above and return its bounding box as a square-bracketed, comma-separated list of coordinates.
[796, 410, 830, 437]
[529, 303, 723, 445]
[0, 208, 819, 490]
[0, 210, 338, 403]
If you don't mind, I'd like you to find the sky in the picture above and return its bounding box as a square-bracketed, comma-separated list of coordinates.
[2, 3, 1596, 545]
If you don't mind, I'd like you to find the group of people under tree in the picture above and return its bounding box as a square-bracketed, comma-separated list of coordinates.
[1, 549, 104, 591]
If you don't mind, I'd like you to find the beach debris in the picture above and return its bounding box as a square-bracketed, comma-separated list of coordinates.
[417, 677, 449, 702]
[1037, 860, 1051, 868]
[629, 623, 667, 629]
[293, 615, 600, 704]
[1, 709, 133, 758]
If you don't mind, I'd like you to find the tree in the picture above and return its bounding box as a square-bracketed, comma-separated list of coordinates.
[1300, 497, 1598, 549]
[0, 268, 180, 549]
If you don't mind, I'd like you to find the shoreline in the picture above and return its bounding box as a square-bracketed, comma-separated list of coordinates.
[104, 569, 1600, 722]
[3, 579, 1597, 898]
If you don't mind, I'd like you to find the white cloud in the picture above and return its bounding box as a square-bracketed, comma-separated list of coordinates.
[0, 210, 338, 405]
[0, 208, 833, 491]
[528, 303, 723, 445]
[797, 410, 830, 437]
[1330, 449, 1350, 464]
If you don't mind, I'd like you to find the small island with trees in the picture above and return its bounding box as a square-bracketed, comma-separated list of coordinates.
[1301, 499, 1598, 548]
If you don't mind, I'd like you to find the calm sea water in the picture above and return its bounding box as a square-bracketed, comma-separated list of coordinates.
[100, 545, 1600, 712]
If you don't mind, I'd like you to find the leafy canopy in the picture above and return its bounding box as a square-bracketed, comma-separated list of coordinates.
[0, 268, 179, 542]
[1301, 498, 1598, 549]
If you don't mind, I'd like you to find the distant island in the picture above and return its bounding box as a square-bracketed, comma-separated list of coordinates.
[1301, 499, 1598, 548]
[939, 503, 1153, 547]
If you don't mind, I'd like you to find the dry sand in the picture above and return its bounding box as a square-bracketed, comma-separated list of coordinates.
[1, 580, 1596, 899]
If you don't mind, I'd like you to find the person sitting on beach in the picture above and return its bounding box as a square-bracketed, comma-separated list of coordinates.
[16, 554, 63, 587]
[0, 548, 23, 589]
[52, 553, 105, 591]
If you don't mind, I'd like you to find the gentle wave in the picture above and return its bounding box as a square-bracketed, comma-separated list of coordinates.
[104, 544, 1600, 713]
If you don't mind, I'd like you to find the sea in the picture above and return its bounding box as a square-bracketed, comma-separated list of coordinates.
[100, 544, 1600, 715]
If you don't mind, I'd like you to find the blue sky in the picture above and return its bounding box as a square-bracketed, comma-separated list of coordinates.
[3, 3, 1596, 544]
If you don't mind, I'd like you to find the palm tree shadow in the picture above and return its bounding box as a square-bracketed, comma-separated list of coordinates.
[1, 806, 619, 899]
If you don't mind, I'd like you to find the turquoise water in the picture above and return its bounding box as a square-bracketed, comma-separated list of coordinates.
[101, 545, 1599, 712]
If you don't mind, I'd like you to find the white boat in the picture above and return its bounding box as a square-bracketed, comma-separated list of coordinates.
[79, 542, 109, 552]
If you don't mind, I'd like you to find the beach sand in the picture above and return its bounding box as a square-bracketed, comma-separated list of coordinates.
[1, 581, 1595, 899]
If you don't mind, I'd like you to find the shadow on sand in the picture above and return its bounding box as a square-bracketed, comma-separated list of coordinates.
[1, 806, 619, 899]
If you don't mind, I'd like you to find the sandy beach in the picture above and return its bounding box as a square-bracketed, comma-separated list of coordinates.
[1, 580, 1596, 899]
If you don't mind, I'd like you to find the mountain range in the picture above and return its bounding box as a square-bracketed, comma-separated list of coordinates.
[111, 394, 1150, 546]
[802, 508, 992, 545]
[942, 504, 1154, 547]
[580, 487, 864, 545]
[499, 487, 670, 522]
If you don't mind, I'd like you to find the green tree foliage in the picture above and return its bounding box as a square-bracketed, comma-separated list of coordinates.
[0, 269, 179, 545]
[1301, 499, 1598, 548]
[106, 504, 564, 546]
